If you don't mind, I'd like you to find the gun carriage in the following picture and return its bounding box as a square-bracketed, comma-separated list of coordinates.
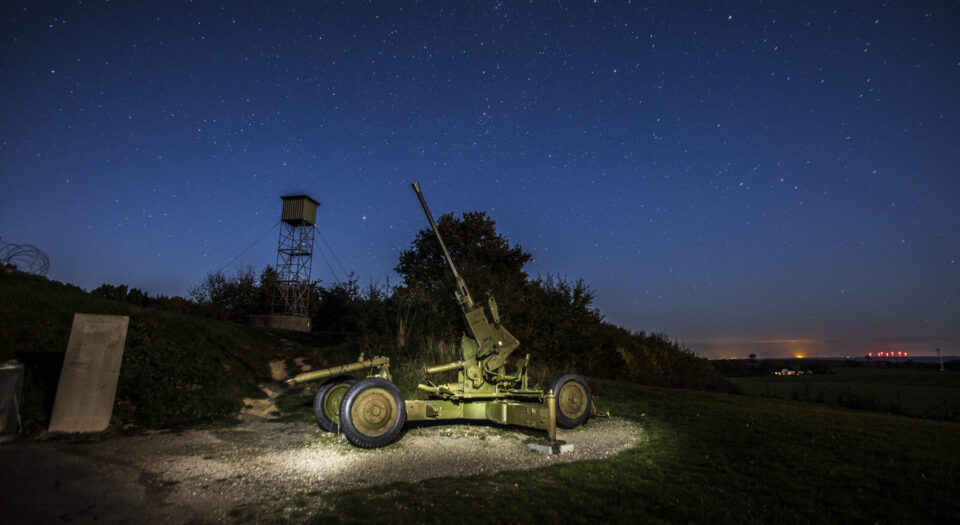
[287, 183, 592, 448]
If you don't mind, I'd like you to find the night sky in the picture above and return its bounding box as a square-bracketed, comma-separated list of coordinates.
[2, 1, 958, 358]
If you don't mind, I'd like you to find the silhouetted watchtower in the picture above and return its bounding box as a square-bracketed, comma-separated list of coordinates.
[274, 195, 319, 321]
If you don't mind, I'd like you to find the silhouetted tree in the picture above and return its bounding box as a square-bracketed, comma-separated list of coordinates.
[395, 211, 531, 341]
[188, 266, 272, 321]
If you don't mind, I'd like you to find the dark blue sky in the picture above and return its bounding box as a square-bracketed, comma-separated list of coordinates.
[2, 1, 958, 357]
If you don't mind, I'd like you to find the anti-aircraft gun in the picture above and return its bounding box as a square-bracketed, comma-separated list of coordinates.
[287, 182, 592, 448]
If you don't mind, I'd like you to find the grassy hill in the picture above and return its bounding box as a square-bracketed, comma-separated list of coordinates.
[0, 270, 354, 434]
[4, 270, 958, 522]
[1, 267, 730, 434]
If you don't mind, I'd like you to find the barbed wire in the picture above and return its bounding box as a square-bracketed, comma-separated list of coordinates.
[0, 237, 50, 276]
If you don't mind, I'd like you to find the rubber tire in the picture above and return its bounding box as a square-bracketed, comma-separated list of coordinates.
[339, 377, 407, 449]
[550, 373, 592, 428]
[313, 376, 356, 433]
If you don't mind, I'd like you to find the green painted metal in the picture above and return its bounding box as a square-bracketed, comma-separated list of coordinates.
[322, 382, 351, 425]
[351, 386, 401, 437]
[546, 390, 557, 442]
[280, 195, 319, 226]
[286, 356, 390, 385]
[313, 376, 357, 432]
[557, 380, 588, 421]
[404, 399, 552, 430]
[424, 360, 465, 374]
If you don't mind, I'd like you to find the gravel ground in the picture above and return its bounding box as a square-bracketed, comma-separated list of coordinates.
[1, 416, 642, 524]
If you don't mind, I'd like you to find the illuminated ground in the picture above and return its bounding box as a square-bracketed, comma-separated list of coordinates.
[0, 417, 641, 523]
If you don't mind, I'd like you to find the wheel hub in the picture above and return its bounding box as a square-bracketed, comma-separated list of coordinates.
[558, 382, 587, 419]
[352, 388, 396, 437]
[325, 385, 350, 423]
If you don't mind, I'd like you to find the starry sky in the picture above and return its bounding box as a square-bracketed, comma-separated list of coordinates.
[2, 1, 958, 358]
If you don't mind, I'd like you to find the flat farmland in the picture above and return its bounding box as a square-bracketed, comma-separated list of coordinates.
[731, 367, 960, 419]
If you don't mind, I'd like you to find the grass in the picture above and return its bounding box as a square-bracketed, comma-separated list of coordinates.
[252, 380, 960, 524]
[731, 367, 960, 420]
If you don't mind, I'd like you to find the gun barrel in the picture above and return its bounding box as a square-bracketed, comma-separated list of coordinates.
[287, 356, 389, 384]
[411, 182, 474, 305]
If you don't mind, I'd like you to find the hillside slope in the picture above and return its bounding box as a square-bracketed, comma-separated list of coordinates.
[0, 270, 351, 433]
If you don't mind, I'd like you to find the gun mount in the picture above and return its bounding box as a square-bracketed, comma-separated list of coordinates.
[293, 182, 593, 448]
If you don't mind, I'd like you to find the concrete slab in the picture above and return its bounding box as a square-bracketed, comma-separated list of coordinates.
[528, 440, 575, 455]
[248, 314, 311, 332]
[0, 361, 24, 441]
[48, 314, 129, 433]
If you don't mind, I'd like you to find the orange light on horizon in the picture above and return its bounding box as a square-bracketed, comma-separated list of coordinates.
[868, 350, 910, 358]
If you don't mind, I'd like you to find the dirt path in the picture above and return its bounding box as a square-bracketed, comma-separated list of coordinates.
[1, 417, 642, 523]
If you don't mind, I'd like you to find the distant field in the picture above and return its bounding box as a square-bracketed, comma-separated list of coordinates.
[731, 367, 960, 420]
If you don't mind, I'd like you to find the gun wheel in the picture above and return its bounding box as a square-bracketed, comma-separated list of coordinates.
[340, 378, 407, 448]
[314, 376, 357, 433]
[551, 373, 592, 428]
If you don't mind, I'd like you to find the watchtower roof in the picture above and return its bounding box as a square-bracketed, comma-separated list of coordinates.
[280, 195, 320, 226]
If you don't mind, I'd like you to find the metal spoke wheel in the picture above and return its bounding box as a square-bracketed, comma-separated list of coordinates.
[339, 377, 407, 448]
[550, 373, 592, 428]
[313, 376, 356, 433]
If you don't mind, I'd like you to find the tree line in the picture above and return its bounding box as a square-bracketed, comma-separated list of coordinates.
[97, 211, 730, 391]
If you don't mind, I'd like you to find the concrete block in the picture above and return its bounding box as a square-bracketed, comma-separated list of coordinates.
[528, 440, 574, 455]
[0, 361, 24, 442]
[48, 314, 129, 433]
[248, 314, 311, 332]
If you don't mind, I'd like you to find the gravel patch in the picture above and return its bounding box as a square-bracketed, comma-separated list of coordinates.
[1, 417, 642, 523]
